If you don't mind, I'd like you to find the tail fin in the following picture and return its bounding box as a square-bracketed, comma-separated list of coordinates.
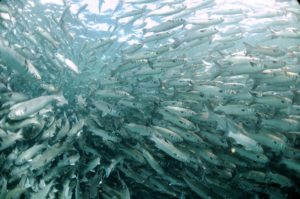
[268, 28, 278, 39]
[0, 176, 7, 199]
[243, 42, 254, 55]
[55, 91, 68, 105]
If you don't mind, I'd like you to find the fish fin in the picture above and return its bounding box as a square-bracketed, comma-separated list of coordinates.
[249, 61, 256, 66]
[133, 142, 142, 150]
[0, 176, 7, 198]
[243, 42, 253, 55]
[159, 78, 166, 90]
[171, 37, 182, 49]
[147, 59, 154, 69]
[55, 91, 68, 105]
[101, 112, 107, 117]
[213, 61, 223, 76]
[217, 50, 225, 56]
[0, 118, 5, 128]
[267, 28, 277, 39]
[172, 86, 177, 99]
[268, 27, 276, 34]
[243, 41, 254, 49]
[110, 69, 117, 77]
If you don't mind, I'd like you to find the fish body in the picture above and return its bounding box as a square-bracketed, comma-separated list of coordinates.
[93, 100, 123, 117]
[158, 109, 197, 130]
[271, 28, 300, 38]
[96, 89, 134, 99]
[55, 53, 80, 74]
[152, 125, 183, 142]
[143, 19, 185, 33]
[15, 143, 46, 165]
[162, 106, 197, 117]
[227, 129, 263, 153]
[36, 27, 60, 47]
[243, 42, 285, 57]
[0, 41, 41, 80]
[150, 135, 192, 162]
[8, 93, 67, 120]
[139, 146, 165, 175]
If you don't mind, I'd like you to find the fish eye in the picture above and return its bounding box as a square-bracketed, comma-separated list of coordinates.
[273, 141, 277, 144]
[219, 90, 223, 93]
[256, 155, 260, 158]
[241, 109, 245, 112]
[281, 100, 285, 103]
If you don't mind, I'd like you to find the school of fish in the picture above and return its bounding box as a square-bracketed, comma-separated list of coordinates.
[0, 0, 300, 198]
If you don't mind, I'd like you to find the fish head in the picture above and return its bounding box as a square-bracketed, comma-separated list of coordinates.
[8, 108, 26, 120]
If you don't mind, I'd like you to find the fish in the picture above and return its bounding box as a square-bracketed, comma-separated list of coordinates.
[183, 175, 215, 199]
[123, 123, 152, 137]
[15, 142, 46, 165]
[93, 100, 123, 117]
[186, 17, 224, 26]
[137, 145, 165, 175]
[89, 126, 121, 143]
[55, 53, 80, 74]
[226, 121, 264, 153]
[214, 104, 256, 116]
[150, 135, 192, 163]
[76, 4, 88, 18]
[0, 39, 41, 80]
[158, 109, 197, 130]
[30, 180, 55, 199]
[250, 131, 286, 152]
[270, 28, 300, 39]
[162, 105, 197, 117]
[143, 19, 185, 33]
[35, 27, 60, 48]
[233, 146, 269, 164]
[0, 129, 23, 151]
[30, 142, 70, 171]
[152, 125, 183, 142]
[8, 93, 67, 120]
[95, 89, 134, 99]
[243, 42, 286, 57]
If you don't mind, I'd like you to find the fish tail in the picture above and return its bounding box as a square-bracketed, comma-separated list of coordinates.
[243, 41, 253, 55]
[55, 91, 68, 105]
[267, 28, 278, 39]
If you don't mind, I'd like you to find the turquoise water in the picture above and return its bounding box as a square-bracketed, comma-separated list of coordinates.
[0, 0, 300, 198]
